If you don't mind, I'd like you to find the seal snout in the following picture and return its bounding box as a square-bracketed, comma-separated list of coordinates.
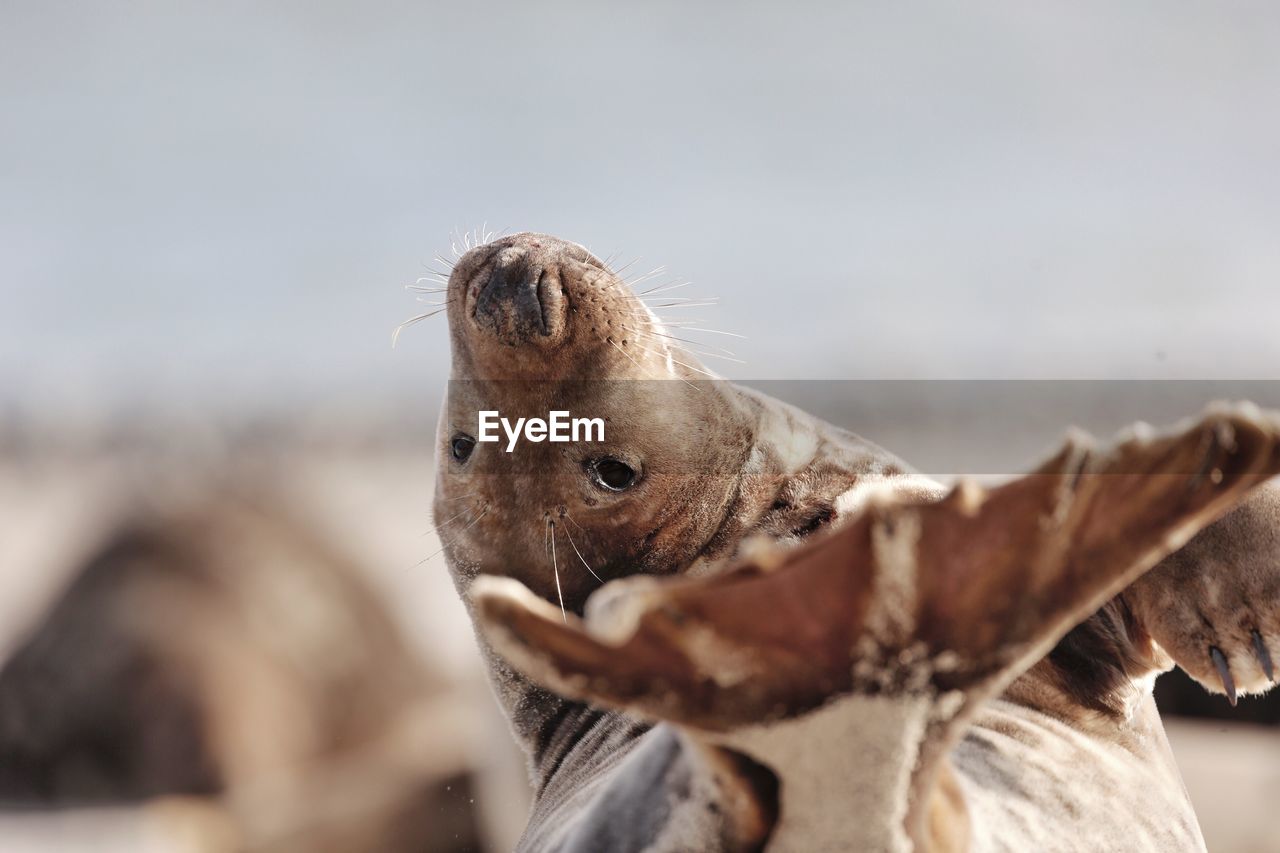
[473, 245, 567, 347]
[450, 232, 659, 379]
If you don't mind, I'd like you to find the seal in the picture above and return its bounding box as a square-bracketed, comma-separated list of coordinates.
[0, 488, 481, 852]
[474, 411, 1280, 851]
[433, 232, 1280, 850]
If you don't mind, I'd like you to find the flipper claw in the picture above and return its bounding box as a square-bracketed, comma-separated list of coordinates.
[1251, 629, 1275, 682]
[1210, 646, 1238, 706]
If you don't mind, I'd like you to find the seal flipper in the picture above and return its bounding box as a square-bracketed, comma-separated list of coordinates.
[475, 406, 1280, 851]
[474, 406, 1280, 730]
[1121, 474, 1280, 705]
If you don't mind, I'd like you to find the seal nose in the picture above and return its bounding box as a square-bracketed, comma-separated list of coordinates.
[474, 247, 558, 345]
[476, 245, 545, 338]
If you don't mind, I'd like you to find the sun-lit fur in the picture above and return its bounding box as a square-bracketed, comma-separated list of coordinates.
[433, 232, 1280, 851]
[1125, 486, 1280, 699]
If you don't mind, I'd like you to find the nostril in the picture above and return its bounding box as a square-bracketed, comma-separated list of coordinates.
[476, 252, 545, 331]
[486, 249, 531, 297]
[469, 244, 569, 346]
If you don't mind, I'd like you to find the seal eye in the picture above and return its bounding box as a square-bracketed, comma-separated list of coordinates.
[450, 434, 476, 463]
[588, 457, 638, 492]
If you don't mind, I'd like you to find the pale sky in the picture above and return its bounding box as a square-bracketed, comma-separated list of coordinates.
[4, 2, 1280, 415]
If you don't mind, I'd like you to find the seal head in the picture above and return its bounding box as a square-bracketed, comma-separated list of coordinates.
[436, 233, 759, 614]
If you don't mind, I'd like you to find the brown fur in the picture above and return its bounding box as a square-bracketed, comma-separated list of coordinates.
[1124, 481, 1280, 698]
[438, 232, 1280, 851]
[473, 409, 1280, 849]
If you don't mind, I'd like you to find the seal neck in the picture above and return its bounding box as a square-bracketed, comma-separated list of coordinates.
[483, 648, 650, 793]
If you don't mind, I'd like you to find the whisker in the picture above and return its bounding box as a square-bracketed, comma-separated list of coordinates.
[435, 490, 479, 502]
[634, 326, 737, 355]
[626, 266, 668, 287]
[452, 225, 474, 256]
[646, 344, 737, 363]
[415, 506, 488, 567]
[634, 319, 721, 344]
[641, 296, 718, 306]
[561, 518, 605, 584]
[392, 310, 444, 337]
[603, 334, 697, 390]
[639, 293, 706, 302]
[392, 307, 450, 347]
[647, 299, 719, 309]
[549, 520, 567, 623]
[675, 325, 747, 338]
[420, 504, 475, 538]
[639, 280, 694, 296]
[601, 262, 659, 294]
[657, 319, 715, 332]
[610, 257, 640, 277]
[599, 257, 640, 286]
[653, 345, 744, 364]
[668, 356, 720, 379]
[661, 322, 746, 338]
[603, 335, 651, 375]
[625, 327, 745, 364]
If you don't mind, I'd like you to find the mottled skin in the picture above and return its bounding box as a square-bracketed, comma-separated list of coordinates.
[435, 233, 1280, 851]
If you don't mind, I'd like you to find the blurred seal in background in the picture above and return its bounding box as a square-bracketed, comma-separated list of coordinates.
[0, 483, 484, 852]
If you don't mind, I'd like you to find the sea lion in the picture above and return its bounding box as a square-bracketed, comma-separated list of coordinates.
[432, 232, 1280, 850]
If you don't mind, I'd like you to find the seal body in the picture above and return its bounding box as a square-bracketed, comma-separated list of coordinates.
[435, 232, 1280, 851]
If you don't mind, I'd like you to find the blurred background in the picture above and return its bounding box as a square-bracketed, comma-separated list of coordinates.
[3, 2, 1280, 850]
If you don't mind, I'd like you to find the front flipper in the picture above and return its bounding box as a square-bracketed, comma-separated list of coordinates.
[473, 406, 1280, 729]
[1125, 480, 1280, 704]
[474, 406, 1280, 852]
